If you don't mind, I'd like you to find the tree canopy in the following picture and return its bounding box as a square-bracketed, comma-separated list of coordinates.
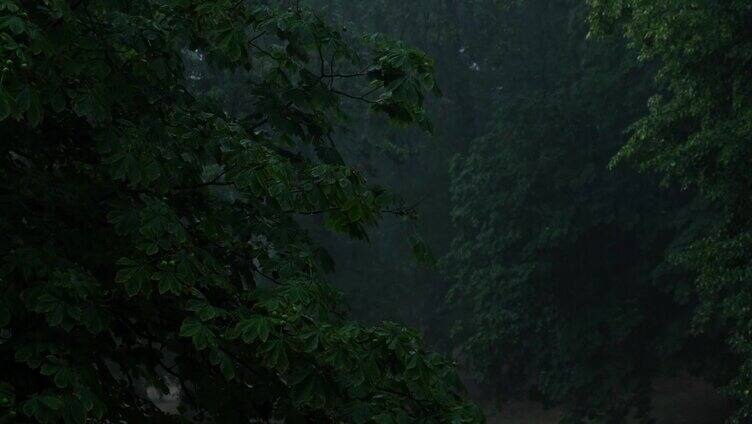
[0, 0, 482, 422]
[445, 1, 704, 420]
[446, 0, 752, 421]
[3, 0, 752, 422]
[590, 0, 752, 420]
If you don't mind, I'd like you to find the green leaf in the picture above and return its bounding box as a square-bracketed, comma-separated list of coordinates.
[219, 26, 245, 62]
[237, 315, 272, 343]
[0, 15, 25, 34]
[156, 272, 182, 295]
[409, 234, 436, 266]
[80, 305, 104, 334]
[39, 395, 63, 411]
[291, 370, 325, 406]
[263, 339, 289, 371]
[219, 353, 235, 381]
[62, 396, 86, 424]
[301, 328, 320, 353]
[179, 318, 202, 338]
[115, 258, 150, 296]
[23, 394, 64, 421]
[0, 87, 10, 121]
[179, 317, 215, 350]
[72, 89, 109, 122]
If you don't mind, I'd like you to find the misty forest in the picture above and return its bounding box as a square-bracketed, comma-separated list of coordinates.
[1, 0, 752, 423]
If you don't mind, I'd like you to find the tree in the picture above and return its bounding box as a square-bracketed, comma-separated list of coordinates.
[589, 0, 752, 420]
[298, 0, 509, 343]
[445, 1, 724, 421]
[0, 0, 482, 422]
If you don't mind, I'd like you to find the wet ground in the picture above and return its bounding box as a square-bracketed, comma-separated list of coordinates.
[484, 376, 731, 423]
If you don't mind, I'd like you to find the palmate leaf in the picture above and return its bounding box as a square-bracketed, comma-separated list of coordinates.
[408, 234, 436, 266]
[114, 258, 151, 296]
[179, 317, 216, 351]
[261, 338, 289, 372]
[290, 369, 326, 407]
[0, 14, 24, 35]
[22, 394, 63, 423]
[236, 315, 273, 343]
[155, 271, 183, 295]
[71, 89, 110, 122]
[60, 396, 86, 424]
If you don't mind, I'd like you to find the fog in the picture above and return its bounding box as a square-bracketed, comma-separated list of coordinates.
[3, 0, 749, 422]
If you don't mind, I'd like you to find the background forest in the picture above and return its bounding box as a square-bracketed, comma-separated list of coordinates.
[296, 0, 752, 422]
[1, 0, 752, 423]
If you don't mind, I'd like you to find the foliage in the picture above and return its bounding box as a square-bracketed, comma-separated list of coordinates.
[445, 1, 727, 421]
[298, 0, 510, 339]
[0, 0, 482, 422]
[589, 0, 752, 421]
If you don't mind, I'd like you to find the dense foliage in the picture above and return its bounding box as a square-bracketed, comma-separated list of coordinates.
[295, 0, 506, 335]
[445, 1, 710, 420]
[589, 0, 752, 421]
[3, 0, 752, 422]
[0, 0, 483, 422]
[256, 1, 752, 421]
[446, 0, 751, 421]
